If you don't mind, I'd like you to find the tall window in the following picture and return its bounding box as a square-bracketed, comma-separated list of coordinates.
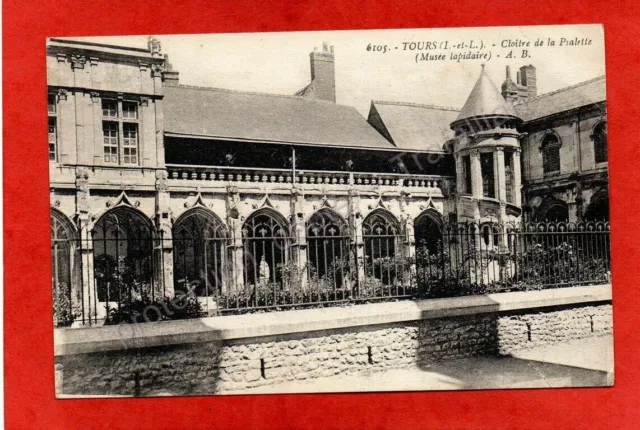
[542, 133, 561, 174]
[242, 209, 291, 287]
[51, 210, 79, 326]
[306, 209, 350, 288]
[102, 99, 139, 165]
[480, 152, 495, 198]
[362, 210, 401, 286]
[504, 151, 515, 203]
[463, 155, 472, 194]
[173, 208, 229, 297]
[92, 207, 154, 313]
[48, 94, 57, 161]
[593, 121, 607, 163]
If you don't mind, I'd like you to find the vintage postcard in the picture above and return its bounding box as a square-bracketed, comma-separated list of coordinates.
[49, 24, 612, 397]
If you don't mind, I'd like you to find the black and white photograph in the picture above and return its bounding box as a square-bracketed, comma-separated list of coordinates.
[49, 24, 612, 397]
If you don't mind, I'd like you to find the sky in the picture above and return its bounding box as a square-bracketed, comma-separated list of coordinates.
[68, 25, 605, 116]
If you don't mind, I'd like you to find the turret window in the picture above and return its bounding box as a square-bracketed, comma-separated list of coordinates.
[480, 153, 495, 198]
[542, 133, 561, 174]
[505, 151, 515, 203]
[593, 121, 607, 163]
[463, 155, 472, 194]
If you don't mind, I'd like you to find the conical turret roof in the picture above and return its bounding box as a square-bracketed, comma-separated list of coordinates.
[453, 66, 519, 125]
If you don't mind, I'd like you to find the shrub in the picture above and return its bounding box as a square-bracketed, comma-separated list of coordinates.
[53, 282, 77, 327]
[104, 291, 205, 325]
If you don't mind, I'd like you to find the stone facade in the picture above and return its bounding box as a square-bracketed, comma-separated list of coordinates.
[47, 37, 609, 327]
[56, 302, 612, 395]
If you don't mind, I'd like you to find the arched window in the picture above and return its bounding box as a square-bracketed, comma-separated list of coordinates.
[173, 208, 229, 297]
[92, 207, 155, 314]
[362, 210, 401, 285]
[593, 121, 607, 163]
[414, 210, 443, 256]
[414, 210, 444, 288]
[542, 133, 561, 174]
[51, 209, 79, 326]
[536, 200, 569, 222]
[585, 191, 609, 222]
[481, 224, 500, 247]
[306, 209, 350, 288]
[242, 209, 291, 287]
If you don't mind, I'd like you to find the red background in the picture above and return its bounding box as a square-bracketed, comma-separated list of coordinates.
[4, 0, 639, 428]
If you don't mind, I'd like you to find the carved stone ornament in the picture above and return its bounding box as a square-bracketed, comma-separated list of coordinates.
[155, 169, 169, 192]
[71, 54, 86, 69]
[90, 92, 100, 103]
[57, 89, 68, 101]
[106, 191, 137, 209]
[184, 192, 208, 209]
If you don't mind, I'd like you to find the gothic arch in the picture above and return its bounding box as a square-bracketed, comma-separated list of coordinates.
[541, 131, 562, 174]
[585, 189, 609, 222]
[91, 206, 156, 307]
[306, 208, 350, 284]
[414, 209, 444, 255]
[362, 209, 401, 236]
[307, 208, 349, 237]
[362, 209, 402, 285]
[173, 207, 229, 296]
[535, 198, 569, 222]
[51, 208, 80, 326]
[242, 208, 292, 286]
[591, 120, 607, 163]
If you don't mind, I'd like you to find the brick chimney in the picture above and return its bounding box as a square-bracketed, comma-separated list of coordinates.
[309, 42, 336, 103]
[519, 65, 537, 98]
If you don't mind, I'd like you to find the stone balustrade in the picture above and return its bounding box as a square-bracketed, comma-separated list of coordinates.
[165, 164, 449, 191]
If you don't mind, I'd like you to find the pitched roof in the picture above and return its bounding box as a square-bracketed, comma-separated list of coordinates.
[455, 67, 518, 124]
[163, 85, 395, 149]
[514, 75, 606, 122]
[368, 101, 458, 152]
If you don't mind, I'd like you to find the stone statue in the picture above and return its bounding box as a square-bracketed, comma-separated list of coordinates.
[258, 256, 270, 285]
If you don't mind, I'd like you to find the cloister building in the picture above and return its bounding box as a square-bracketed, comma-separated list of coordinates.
[47, 37, 608, 324]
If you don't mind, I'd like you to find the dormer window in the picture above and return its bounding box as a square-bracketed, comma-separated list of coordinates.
[542, 133, 561, 174]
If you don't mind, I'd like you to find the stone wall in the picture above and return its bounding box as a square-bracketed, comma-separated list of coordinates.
[56, 302, 612, 396]
[497, 304, 612, 354]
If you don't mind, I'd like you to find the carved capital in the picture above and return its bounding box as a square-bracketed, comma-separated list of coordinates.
[470, 149, 480, 157]
[70, 54, 86, 69]
[90, 92, 100, 103]
[495, 146, 504, 152]
[155, 169, 168, 192]
[57, 89, 68, 101]
[151, 64, 164, 78]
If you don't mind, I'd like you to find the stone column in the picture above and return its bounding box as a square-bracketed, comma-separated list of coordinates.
[470, 150, 483, 199]
[512, 149, 522, 208]
[454, 153, 464, 194]
[155, 170, 174, 297]
[495, 147, 506, 203]
[75, 168, 94, 325]
[78, 217, 95, 326]
[226, 186, 244, 293]
[290, 188, 308, 291]
[348, 190, 365, 284]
